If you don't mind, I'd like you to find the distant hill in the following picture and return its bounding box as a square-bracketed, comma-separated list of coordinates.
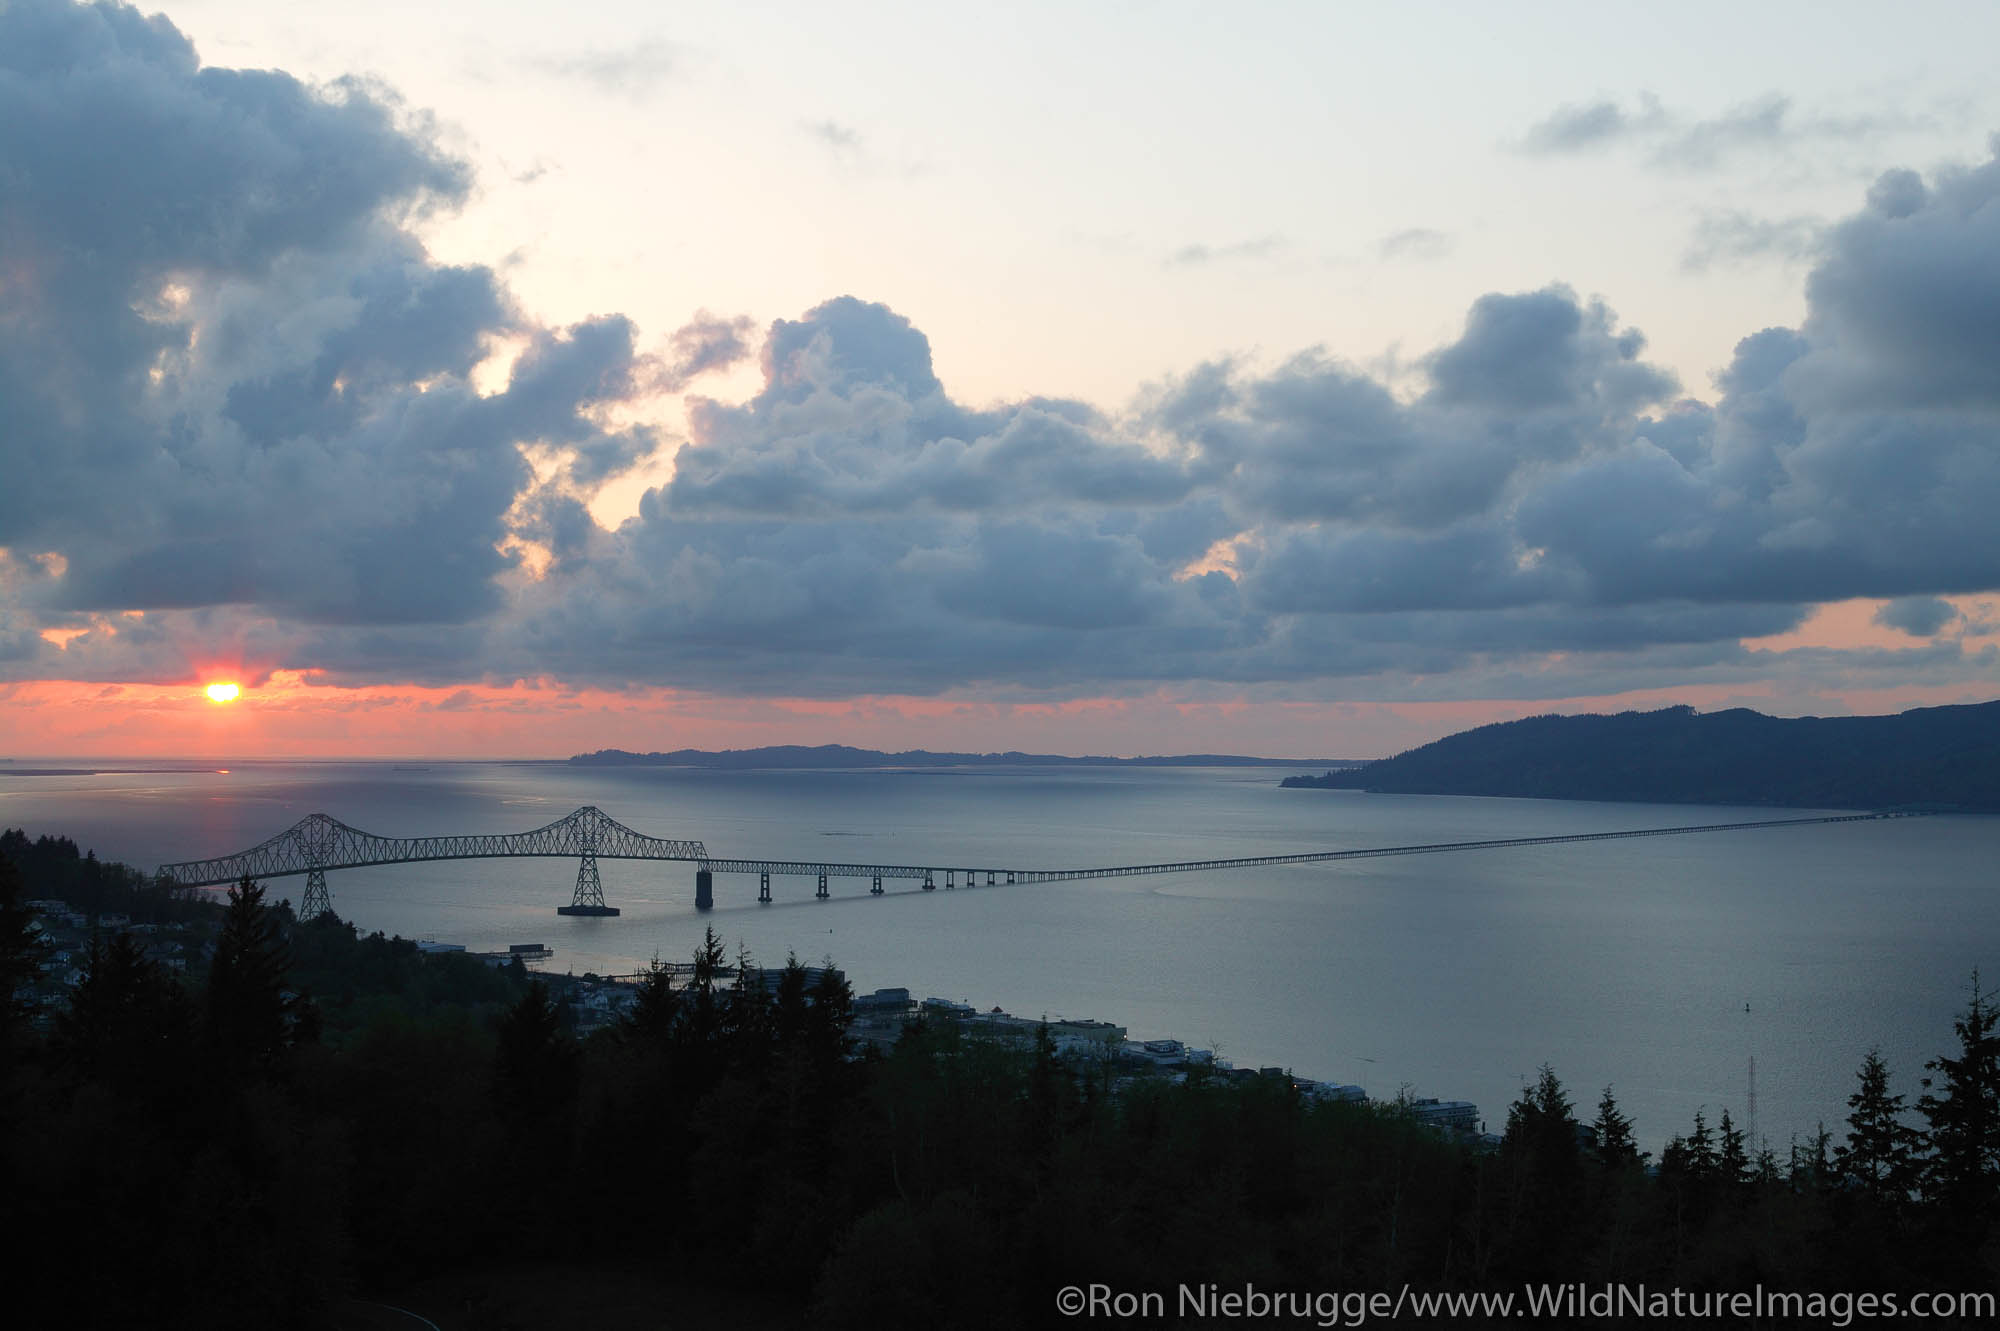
[1281, 702, 2000, 811]
[571, 744, 1358, 770]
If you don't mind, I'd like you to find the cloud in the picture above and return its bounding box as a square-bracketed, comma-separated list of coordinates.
[527, 40, 679, 98]
[805, 119, 863, 153]
[7, 1, 2000, 712]
[1519, 91, 1935, 172]
[0, 0, 658, 629]
[659, 310, 758, 391]
[1378, 228, 1454, 262]
[1520, 95, 1662, 154]
[1874, 596, 1959, 637]
[1164, 236, 1286, 268]
[1681, 211, 1824, 272]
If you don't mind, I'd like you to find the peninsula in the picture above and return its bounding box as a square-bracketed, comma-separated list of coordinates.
[1282, 701, 2000, 811]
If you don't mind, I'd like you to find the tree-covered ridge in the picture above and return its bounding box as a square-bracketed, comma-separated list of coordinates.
[1282, 700, 2000, 809]
[5, 835, 2000, 1325]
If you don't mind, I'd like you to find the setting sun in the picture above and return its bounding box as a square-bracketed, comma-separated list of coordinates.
[204, 681, 241, 703]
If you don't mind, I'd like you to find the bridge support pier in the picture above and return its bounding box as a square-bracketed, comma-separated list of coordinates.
[922, 871, 934, 891]
[557, 849, 620, 916]
[300, 866, 332, 920]
[758, 871, 771, 904]
[816, 872, 829, 900]
[695, 869, 714, 911]
[871, 874, 883, 895]
[1006, 871, 1015, 884]
[946, 870, 955, 889]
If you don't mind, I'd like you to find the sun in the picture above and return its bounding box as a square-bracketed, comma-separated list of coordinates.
[204, 681, 242, 703]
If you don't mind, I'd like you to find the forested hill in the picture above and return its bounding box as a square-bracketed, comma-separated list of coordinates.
[1282, 701, 2000, 810]
[571, 745, 1351, 769]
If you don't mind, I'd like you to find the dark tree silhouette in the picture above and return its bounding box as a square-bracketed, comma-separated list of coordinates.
[1835, 1048, 1922, 1207]
[204, 876, 300, 1078]
[54, 931, 192, 1087]
[1918, 971, 2000, 1223]
[493, 979, 579, 1130]
[1592, 1085, 1644, 1169]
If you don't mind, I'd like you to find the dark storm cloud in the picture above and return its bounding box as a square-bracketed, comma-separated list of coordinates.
[7, 0, 2000, 707]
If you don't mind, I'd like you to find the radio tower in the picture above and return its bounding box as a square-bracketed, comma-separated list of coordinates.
[1748, 1056, 1758, 1157]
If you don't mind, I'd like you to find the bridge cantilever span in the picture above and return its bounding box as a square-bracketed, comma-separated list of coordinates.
[155, 806, 707, 918]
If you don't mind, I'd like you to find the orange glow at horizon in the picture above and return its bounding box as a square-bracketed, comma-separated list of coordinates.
[204, 681, 241, 703]
[1, 669, 1995, 764]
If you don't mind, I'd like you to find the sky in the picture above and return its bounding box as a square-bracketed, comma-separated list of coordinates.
[3, 0, 2000, 759]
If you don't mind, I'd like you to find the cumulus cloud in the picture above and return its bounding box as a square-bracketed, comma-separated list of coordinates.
[0, 0, 659, 634]
[6, 0, 2000, 710]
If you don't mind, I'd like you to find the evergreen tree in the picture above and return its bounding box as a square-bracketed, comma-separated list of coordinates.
[804, 962, 855, 1073]
[773, 952, 812, 1049]
[493, 979, 579, 1130]
[204, 876, 298, 1079]
[621, 952, 682, 1046]
[1917, 971, 2000, 1221]
[1717, 1108, 1750, 1189]
[1499, 1065, 1583, 1274]
[1834, 1048, 1922, 1206]
[1592, 1085, 1644, 1169]
[680, 926, 730, 1073]
[1684, 1108, 1717, 1178]
[725, 942, 774, 1068]
[54, 931, 191, 1085]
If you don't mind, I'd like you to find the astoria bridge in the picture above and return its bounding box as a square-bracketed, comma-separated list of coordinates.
[152, 805, 1925, 919]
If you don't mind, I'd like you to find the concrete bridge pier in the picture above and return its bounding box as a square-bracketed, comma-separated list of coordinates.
[922, 871, 934, 891]
[871, 874, 883, 895]
[695, 869, 714, 911]
[816, 872, 829, 900]
[758, 871, 771, 904]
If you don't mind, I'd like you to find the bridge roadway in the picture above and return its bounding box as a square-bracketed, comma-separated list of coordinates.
[155, 806, 1922, 915]
[708, 811, 1917, 901]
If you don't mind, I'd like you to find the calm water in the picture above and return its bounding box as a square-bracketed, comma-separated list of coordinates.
[5, 757, 1994, 1154]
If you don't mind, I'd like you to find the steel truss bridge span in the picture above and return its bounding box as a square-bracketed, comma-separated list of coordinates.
[156, 807, 1918, 917]
[154, 806, 706, 918]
